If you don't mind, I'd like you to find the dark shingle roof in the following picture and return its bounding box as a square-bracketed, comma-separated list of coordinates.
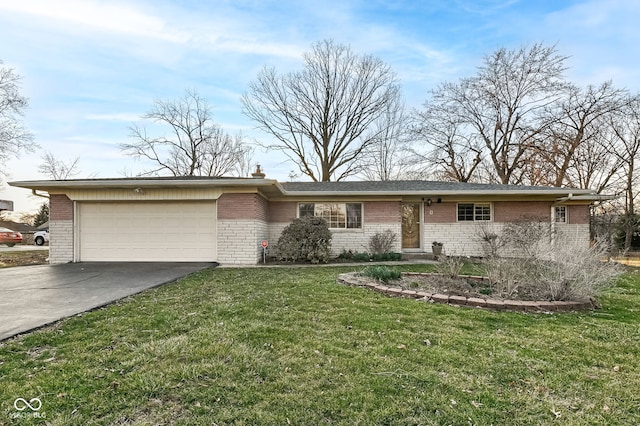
[280, 180, 590, 194]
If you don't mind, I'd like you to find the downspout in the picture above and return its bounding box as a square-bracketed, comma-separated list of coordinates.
[31, 189, 50, 199]
[551, 193, 573, 244]
[550, 205, 556, 245]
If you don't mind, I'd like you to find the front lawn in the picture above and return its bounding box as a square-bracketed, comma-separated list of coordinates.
[1, 265, 639, 424]
[0, 250, 48, 268]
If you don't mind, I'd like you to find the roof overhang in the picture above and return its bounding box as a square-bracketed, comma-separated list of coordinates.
[8, 178, 610, 203]
[8, 178, 287, 198]
[553, 193, 617, 204]
[278, 189, 595, 197]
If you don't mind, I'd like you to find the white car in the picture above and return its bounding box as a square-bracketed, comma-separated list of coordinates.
[34, 229, 49, 246]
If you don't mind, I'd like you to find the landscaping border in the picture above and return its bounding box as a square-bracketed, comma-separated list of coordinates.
[337, 272, 595, 312]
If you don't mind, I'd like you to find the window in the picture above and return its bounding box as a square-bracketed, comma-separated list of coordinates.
[299, 203, 362, 229]
[555, 206, 567, 223]
[458, 203, 492, 221]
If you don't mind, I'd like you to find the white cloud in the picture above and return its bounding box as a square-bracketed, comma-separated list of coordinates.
[0, 0, 189, 43]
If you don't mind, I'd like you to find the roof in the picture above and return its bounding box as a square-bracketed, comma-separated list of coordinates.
[0, 220, 35, 233]
[8, 177, 601, 200]
[280, 180, 595, 197]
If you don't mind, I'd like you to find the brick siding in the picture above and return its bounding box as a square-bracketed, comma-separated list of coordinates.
[568, 205, 589, 224]
[217, 219, 268, 264]
[49, 220, 73, 263]
[424, 202, 457, 223]
[364, 201, 400, 222]
[268, 201, 297, 222]
[50, 194, 73, 221]
[48, 194, 75, 263]
[494, 201, 552, 222]
[217, 193, 267, 220]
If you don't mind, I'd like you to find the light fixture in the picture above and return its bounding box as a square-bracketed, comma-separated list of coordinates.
[426, 198, 432, 206]
[133, 187, 144, 194]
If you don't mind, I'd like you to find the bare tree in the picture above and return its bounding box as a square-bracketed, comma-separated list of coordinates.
[0, 60, 35, 176]
[122, 89, 251, 177]
[423, 44, 568, 184]
[242, 39, 402, 181]
[606, 96, 640, 249]
[358, 98, 412, 180]
[412, 100, 483, 182]
[38, 152, 81, 180]
[564, 131, 621, 193]
[531, 81, 628, 187]
[233, 138, 256, 177]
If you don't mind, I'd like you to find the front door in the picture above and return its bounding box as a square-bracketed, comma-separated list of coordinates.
[401, 203, 421, 249]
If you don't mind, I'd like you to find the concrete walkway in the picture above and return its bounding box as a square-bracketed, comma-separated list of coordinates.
[0, 262, 216, 341]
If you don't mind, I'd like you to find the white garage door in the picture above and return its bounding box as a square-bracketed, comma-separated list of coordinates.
[78, 201, 216, 261]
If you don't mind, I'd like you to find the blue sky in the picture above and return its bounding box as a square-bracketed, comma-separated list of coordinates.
[1, 0, 640, 212]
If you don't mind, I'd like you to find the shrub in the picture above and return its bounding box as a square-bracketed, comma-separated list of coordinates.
[476, 222, 504, 258]
[276, 216, 332, 264]
[479, 217, 623, 301]
[368, 230, 398, 255]
[435, 255, 465, 278]
[371, 252, 402, 261]
[353, 252, 372, 262]
[534, 241, 622, 301]
[483, 256, 529, 298]
[362, 265, 401, 282]
[338, 249, 354, 260]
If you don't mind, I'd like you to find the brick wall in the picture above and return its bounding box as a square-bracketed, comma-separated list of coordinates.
[557, 224, 590, 245]
[422, 201, 577, 224]
[568, 205, 589, 224]
[48, 194, 74, 263]
[494, 201, 552, 222]
[255, 195, 269, 222]
[267, 222, 402, 258]
[424, 202, 456, 223]
[422, 221, 591, 257]
[217, 193, 267, 220]
[268, 201, 297, 222]
[50, 194, 73, 220]
[266, 200, 401, 258]
[364, 201, 400, 222]
[333, 223, 402, 254]
[217, 219, 269, 264]
[49, 220, 73, 263]
[422, 222, 505, 256]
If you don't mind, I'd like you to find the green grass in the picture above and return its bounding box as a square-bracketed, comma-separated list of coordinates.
[1, 264, 639, 425]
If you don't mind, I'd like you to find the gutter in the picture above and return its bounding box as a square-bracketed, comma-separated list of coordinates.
[31, 189, 50, 199]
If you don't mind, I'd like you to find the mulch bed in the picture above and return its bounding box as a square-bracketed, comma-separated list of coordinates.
[337, 272, 596, 312]
[0, 250, 49, 268]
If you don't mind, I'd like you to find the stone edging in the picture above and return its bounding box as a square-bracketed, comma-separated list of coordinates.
[336, 272, 594, 312]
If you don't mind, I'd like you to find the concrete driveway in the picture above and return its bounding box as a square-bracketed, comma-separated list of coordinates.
[0, 262, 216, 341]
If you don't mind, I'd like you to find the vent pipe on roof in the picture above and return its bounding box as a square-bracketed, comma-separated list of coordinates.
[252, 164, 266, 179]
